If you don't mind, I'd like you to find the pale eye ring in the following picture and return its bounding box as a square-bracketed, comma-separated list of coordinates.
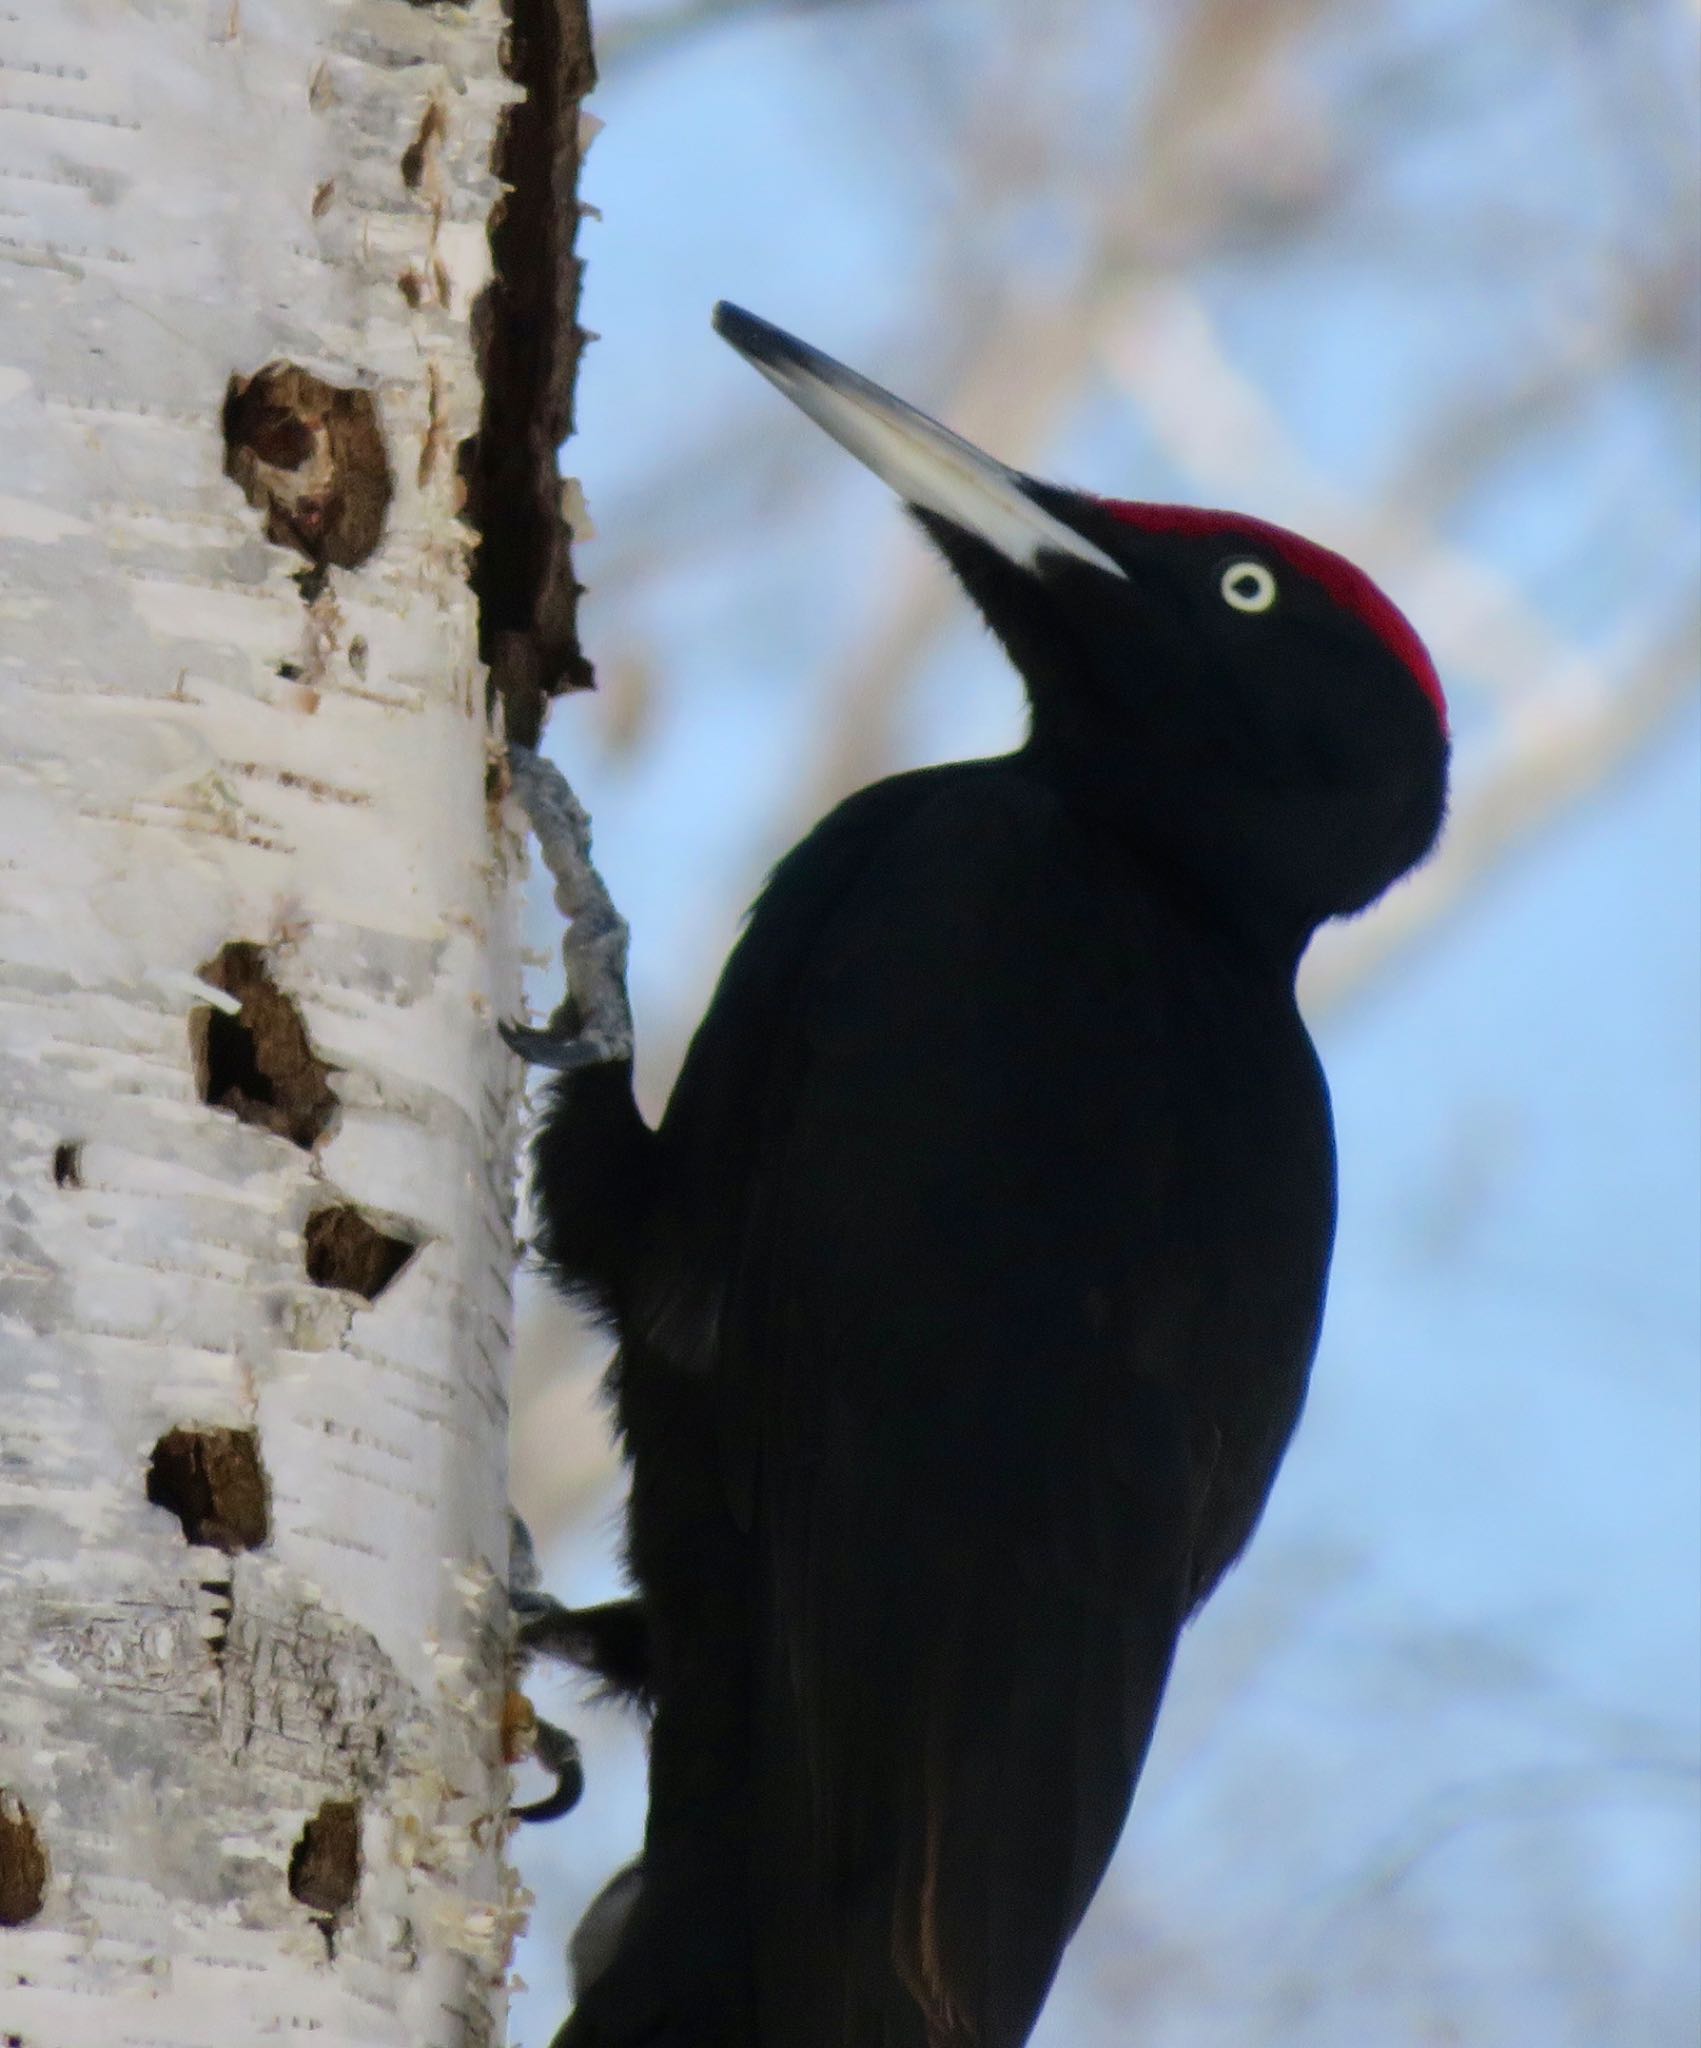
[1220, 559, 1278, 613]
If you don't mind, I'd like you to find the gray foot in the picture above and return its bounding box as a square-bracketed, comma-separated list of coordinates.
[503, 746, 633, 1072]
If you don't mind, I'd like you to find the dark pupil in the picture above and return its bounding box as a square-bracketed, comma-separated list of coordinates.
[1231, 570, 1262, 600]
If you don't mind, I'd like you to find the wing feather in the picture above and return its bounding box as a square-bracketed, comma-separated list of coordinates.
[715, 772, 1199, 2045]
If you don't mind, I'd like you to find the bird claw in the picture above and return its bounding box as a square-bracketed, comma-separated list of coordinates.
[504, 744, 634, 1069]
[498, 1018, 624, 1073]
[514, 1712, 586, 1825]
[508, 1516, 587, 1824]
[509, 1509, 546, 1602]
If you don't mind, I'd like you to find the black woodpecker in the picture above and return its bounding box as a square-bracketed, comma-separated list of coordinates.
[512, 303, 1450, 2048]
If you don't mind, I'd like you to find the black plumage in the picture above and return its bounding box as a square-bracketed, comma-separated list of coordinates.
[525, 305, 1449, 2048]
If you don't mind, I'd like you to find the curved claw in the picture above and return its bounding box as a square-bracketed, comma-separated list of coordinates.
[514, 1714, 585, 1824]
[498, 1018, 623, 1073]
[509, 1509, 542, 1598]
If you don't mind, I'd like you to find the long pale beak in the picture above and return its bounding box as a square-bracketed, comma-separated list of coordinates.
[713, 302, 1124, 580]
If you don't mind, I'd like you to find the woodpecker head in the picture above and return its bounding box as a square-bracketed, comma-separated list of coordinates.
[714, 302, 1449, 945]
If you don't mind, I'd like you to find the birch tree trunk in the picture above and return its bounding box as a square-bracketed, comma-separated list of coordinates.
[0, 3, 593, 2042]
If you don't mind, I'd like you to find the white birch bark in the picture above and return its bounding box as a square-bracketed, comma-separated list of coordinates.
[0, 3, 569, 2041]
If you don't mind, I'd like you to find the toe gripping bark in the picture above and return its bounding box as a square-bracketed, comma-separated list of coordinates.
[500, 746, 633, 1074]
[507, 1521, 654, 1824]
[503, 762, 650, 1822]
[507, 1512, 586, 1825]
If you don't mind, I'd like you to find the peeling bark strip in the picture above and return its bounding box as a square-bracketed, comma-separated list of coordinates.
[462, 0, 599, 744]
[0, 0, 585, 2040]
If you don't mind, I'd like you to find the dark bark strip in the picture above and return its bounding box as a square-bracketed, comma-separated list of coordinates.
[462, 0, 598, 746]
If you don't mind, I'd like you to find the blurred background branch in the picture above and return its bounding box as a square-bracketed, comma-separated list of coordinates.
[598, 0, 893, 69]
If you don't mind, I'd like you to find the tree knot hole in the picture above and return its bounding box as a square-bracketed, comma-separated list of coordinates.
[0, 1792, 47, 1927]
[146, 1427, 269, 1553]
[223, 362, 392, 571]
[290, 1798, 361, 1955]
[304, 1204, 420, 1301]
[191, 942, 338, 1150]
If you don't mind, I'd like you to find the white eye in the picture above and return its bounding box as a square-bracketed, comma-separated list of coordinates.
[1220, 559, 1278, 613]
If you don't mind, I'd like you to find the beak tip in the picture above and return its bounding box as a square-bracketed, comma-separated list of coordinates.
[711, 300, 762, 357]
